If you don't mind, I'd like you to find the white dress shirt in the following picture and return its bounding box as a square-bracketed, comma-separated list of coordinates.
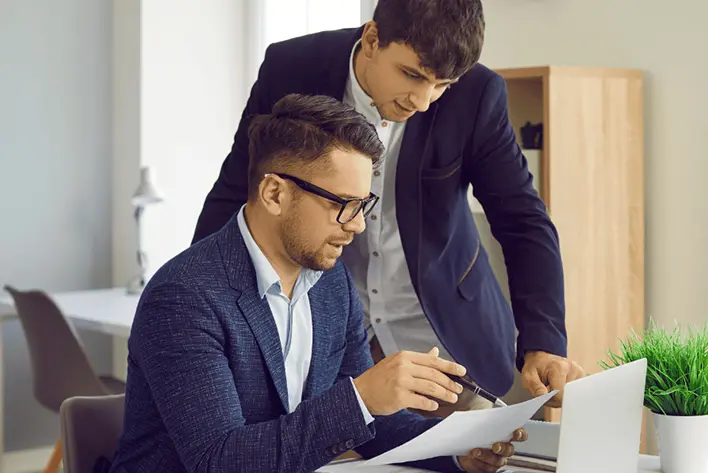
[339, 46, 464, 470]
[339, 42, 455, 361]
[237, 207, 373, 424]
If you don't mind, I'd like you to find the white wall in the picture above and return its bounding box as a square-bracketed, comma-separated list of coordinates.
[111, 0, 249, 377]
[0, 0, 113, 451]
[111, 0, 142, 290]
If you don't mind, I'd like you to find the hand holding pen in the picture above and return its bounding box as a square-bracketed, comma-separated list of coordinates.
[353, 346, 467, 415]
[425, 346, 508, 408]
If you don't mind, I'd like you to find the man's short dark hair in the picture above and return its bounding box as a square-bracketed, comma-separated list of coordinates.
[373, 0, 485, 80]
[247, 94, 384, 199]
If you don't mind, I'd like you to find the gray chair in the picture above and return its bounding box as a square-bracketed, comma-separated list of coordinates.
[60, 394, 125, 473]
[3, 286, 126, 473]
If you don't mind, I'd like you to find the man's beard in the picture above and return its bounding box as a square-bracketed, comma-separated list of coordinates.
[288, 240, 327, 271]
[280, 216, 332, 271]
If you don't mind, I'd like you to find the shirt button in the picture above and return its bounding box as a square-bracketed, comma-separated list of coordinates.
[370, 215, 377, 221]
[382, 121, 388, 127]
[374, 170, 381, 177]
[375, 318, 382, 323]
[372, 289, 378, 294]
[373, 251, 379, 257]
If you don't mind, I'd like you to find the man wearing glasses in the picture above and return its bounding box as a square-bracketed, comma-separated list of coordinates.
[192, 0, 584, 414]
[109, 94, 525, 473]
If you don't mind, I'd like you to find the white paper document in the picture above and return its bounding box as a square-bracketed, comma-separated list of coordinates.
[361, 391, 558, 467]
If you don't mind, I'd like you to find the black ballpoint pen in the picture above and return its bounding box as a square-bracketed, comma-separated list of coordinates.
[448, 374, 508, 408]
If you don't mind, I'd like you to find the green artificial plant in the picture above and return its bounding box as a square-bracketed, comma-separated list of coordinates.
[601, 320, 708, 416]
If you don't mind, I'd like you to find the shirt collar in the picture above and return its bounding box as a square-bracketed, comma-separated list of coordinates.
[237, 206, 322, 300]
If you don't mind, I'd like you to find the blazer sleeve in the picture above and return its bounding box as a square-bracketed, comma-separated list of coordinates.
[337, 266, 462, 473]
[131, 282, 377, 473]
[191, 46, 276, 244]
[463, 74, 568, 371]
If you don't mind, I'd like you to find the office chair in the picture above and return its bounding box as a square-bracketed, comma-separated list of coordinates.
[3, 286, 126, 473]
[60, 394, 124, 473]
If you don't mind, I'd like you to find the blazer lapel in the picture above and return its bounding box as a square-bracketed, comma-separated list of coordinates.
[302, 283, 329, 400]
[236, 289, 289, 412]
[220, 216, 290, 413]
[395, 102, 440, 288]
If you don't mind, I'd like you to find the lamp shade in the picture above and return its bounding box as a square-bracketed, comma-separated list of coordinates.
[131, 166, 163, 206]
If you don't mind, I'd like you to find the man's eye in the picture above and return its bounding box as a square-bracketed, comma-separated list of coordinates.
[404, 70, 420, 80]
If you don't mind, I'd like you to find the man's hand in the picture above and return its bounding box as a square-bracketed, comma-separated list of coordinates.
[521, 351, 585, 407]
[353, 347, 466, 415]
[456, 428, 527, 472]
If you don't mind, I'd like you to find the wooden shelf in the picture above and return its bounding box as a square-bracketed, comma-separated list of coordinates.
[491, 65, 645, 435]
[496, 65, 643, 81]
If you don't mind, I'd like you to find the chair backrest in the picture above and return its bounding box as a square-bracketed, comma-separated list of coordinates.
[3, 286, 107, 412]
[60, 394, 125, 473]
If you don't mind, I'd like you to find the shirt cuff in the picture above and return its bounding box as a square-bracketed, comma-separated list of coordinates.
[452, 455, 465, 471]
[349, 377, 374, 425]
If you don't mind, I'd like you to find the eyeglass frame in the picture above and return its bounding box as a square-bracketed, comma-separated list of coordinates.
[264, 172, 379, 224]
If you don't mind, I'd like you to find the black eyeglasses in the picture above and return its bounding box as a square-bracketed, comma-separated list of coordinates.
[266, 172, 379, 224]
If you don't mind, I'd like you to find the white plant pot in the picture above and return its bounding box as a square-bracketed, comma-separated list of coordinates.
[653, 412, 708, 473]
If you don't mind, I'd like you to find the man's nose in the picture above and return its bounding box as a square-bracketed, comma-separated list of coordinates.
[342, 210, 366, 235]
[409, 86, 434, 112]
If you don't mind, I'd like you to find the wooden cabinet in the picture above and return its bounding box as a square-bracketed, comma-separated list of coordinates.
[486, 66, 645, 422]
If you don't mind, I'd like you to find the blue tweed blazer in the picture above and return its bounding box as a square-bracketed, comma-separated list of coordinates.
[108, 214, 460, 473]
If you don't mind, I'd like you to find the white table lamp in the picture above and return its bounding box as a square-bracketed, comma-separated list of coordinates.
[127, 166, 163, 294]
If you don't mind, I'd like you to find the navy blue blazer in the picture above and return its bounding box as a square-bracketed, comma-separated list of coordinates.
[192, 27, 567, 395]
[109, 215, 461, 473]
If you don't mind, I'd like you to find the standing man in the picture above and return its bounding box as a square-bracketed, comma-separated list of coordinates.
[192, 0, 584, 406]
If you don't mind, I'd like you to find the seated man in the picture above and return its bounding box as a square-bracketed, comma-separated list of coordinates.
[109, 93, 526, 473]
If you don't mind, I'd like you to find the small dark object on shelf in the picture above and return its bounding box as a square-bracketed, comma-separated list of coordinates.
[520, 121, 543, 149]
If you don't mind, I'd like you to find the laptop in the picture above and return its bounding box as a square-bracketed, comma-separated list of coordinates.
[513, 358, 648, 473]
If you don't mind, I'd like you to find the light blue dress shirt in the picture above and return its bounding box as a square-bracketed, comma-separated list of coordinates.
[237, 207, 374, 424]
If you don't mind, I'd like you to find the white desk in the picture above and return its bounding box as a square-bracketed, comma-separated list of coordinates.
[0, 287, 139, 472]
[0, 288, 139, 337]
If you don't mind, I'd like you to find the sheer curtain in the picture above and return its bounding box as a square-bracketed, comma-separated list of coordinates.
[245, 0, 366, 87]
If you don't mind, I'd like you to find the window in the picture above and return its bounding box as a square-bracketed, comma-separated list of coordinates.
[264, 0, 361, 45]
[247, 0, 364, 85]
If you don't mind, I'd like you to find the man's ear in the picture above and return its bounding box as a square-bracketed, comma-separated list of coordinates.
[259, 174, 286, 217]
[360, 21, 379, 59]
